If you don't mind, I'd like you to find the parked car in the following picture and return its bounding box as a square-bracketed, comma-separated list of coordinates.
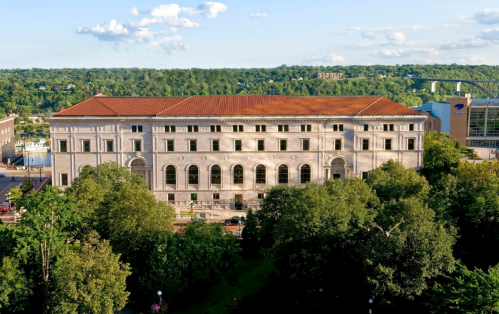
[0, 203, 8, 212]
[224, 216, 245, 226]
[0, 173, 5, 178]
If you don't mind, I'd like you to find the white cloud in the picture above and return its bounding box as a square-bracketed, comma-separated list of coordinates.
[303, 54, 345, 64]
[76, 20, 158, 43]
[182, 2, 228, 19]
[129, 7, 139, 16]
[438, 39, 491, 50]
[250, 13, 268, 18]
[386, 32, 405, 42]
[361, 32, 375, 40]
[473, 9, 499, 25]
[478, 28, 499, 40]
[372, 48, 436, 59]
[150, 35, 182, 46]
[171, 27, 178, 33]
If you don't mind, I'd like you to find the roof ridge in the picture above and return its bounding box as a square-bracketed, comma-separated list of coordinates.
[156, 96, 193, 115]
[356, 96, 383, 115]
[92, 97, 120, 116]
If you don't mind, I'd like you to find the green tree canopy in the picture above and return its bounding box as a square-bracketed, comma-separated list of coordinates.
[51, 231, 131, 314]
[421, 131, 461, 183]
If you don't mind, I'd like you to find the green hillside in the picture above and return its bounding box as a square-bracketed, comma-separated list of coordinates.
[1, 64, 498, 119]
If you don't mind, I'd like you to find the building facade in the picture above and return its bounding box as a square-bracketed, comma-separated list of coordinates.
[0, 116, 16, 164]
[49, 95, 425, 209]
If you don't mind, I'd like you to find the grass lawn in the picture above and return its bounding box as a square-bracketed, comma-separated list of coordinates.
[170, 257, 275, 314]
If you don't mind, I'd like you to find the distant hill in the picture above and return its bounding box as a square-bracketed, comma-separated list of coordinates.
[1, 64, 498, 119]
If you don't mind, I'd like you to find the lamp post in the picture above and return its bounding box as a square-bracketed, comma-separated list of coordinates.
[7, 192, 11, 213]
[369, 299, 373, 314]
[39, 167, 43, 182]
[157, 291, 162, 305]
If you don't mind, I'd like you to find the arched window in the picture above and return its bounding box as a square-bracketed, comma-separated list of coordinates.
[188, 165, 199, 184]
[211, 165, 221, 184]
[234, 165, 244, 184]
[256, 165, 266, 184]
[166, 165, 176, 184]
[278, 164, 289, 184]
[301, 164, 311, 184]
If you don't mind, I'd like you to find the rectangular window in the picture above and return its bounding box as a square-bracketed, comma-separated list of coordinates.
[408, 139, 415, 150]
[167, 194, 175, 201]
[210, 125, 221, 132]
[235, 140, 242, 151]
[212, 140, 219, 151]
[132, 125, 137, 132]
[383, 124, 388, 131]
[303, 139, 310, 151]
[258, 193, 265, 200]
[335, 139, 342, 150]
[59, 140, 67, 152]
[362, 139, 369, 151]
[389, 124, 394, 131]
[134, 140, 141, 152]
[233, 125, 244, 132]
[106, 140, 113, 152]
[256, 125, 266, 132]
[190, 193, 197, 201]
[189, 140, 197, 152]
[385, 139, 392, 150]
[339, 124, 344, 131]
[301, 125, 312, 132]
[362, 172, 369, 180]
[278, 125, 289, 132]
[188, 125, 198, 132]
[409, 124, 414, 131]
[60, 173, 68, 186]
[280, 139, 287, 151]
[165, 125, 176, 132]
[258, 140, 265, 151]
[82, 140, 90, 152]
[167, 140, 174, 152]
[138, 125, 143, 132]
[364, 124, 369, 131]
[213, 193, 220, 200]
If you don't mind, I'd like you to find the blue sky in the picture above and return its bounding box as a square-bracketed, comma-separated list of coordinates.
[2, 0, 499, 68]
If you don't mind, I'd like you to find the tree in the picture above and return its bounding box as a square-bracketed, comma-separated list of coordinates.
[241, 208, 259, 257]
[255, 185, 303, 250]
[363, 198, 456, 302]
[365, 160, 430, 203]
[15, 186, 79, 314]
[144, 220, 239, 302]
[0, 257, 31, 312]
[427, 263, 499, 313]
[420, 131, 461, 183]
[264, 180, 377, 297]
[51, 231, 131, 314]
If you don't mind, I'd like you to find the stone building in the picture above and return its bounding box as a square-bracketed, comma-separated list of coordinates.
[48, 95, 425, 210]
[313, 73, 343, 80]
[0, 116, 16, 164]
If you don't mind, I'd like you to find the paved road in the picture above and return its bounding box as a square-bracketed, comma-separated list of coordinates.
[0, 167, 52, 223]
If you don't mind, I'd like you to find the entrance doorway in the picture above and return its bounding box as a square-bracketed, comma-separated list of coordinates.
[235, 194, 243, 210]
[131, 159, 149, 188]
[331, 158, 346, 180]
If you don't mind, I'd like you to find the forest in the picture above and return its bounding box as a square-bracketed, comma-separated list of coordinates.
[2, 64, 499, 118]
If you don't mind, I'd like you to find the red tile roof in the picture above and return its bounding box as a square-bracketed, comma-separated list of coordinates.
[54, 95, 421, 116]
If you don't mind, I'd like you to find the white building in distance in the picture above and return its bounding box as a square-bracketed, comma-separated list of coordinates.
[48, 95, 425, 210]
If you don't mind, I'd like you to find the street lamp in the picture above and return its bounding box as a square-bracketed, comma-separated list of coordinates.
[157, 291, 162, 305]
[369, 299, 373, 314]
[7, 192, 11, 213]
